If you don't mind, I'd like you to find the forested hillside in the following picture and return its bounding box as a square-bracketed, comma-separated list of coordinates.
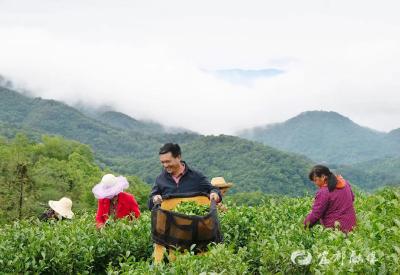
[0, 87, 316, 194]
[335, 156, 400, 190]
[238, 111, 400, 165]
[387, 128, 400, 145]
[88, 110, 167, 135]
[0, 134, 150, 224]
[0, 86, 200, 160]
[182, 135, 313, 194]
[2, 87, 399, 193]
[88, 110, 193, 135]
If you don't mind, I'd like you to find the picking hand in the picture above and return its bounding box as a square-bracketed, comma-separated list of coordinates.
[153, 195, 163, 204]
[210, 192, 219, 202]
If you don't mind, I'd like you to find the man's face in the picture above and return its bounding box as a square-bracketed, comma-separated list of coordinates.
[159, 152, 181, 174]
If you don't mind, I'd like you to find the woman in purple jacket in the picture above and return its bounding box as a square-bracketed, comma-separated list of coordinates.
[304, 165, 356, 233]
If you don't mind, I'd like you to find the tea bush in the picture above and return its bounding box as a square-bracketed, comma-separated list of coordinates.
[0, 188, 399, 274]
[172, 201, 210, 216]
[0, 213, 152, 274]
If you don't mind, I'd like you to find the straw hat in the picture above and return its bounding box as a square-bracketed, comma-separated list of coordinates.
[49, 197, 74, 219]
[211, 177, 233, 188]
[92, 174, 129, 199]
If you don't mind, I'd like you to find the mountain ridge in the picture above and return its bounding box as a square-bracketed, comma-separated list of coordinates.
[238, 110, 399, 164]
[0, 86, 316, 195]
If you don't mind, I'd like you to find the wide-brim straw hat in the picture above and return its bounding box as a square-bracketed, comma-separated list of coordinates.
[211, 177, 233, 188]
[92, 174, 129, 199]
[49, 197, 74, 219]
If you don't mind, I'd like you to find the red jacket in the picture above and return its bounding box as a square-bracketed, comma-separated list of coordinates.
[96, 192, 141, 227]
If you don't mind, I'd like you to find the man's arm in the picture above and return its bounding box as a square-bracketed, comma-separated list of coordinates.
[198, 173, 222, 202]
[148, 181, 161, 210]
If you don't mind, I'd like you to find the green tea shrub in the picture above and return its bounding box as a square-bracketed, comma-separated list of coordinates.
[107, 244, 249, 275]
[1, 188, 399, 274]
[172, 201, 209, 216]
[0, 212, 152, 273]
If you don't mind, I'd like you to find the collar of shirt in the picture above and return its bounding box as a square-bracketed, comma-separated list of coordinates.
[171, 162, 186, 184]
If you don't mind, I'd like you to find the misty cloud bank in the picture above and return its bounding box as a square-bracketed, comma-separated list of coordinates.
[0, 0, 399, 134]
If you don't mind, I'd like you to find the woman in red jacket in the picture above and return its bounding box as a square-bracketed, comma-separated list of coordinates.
[92, 174, 141, 228]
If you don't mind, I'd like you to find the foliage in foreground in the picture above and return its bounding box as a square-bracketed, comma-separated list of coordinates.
[172, 201, 210, 216]
[0, 188, 399, 274]
[0, 134, 152, 223]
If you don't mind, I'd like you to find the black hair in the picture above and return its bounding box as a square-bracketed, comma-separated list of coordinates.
[159, 143, 181, 158]
[308, 165, 337, 192]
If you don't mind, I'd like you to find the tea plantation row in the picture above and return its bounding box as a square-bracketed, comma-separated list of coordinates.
[0, 188, 399, 274]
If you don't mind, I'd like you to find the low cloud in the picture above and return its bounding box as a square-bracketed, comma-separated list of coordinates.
[0, 0, 399, 134]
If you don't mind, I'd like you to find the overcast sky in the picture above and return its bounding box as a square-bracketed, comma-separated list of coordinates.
[0, 0, 399, 134]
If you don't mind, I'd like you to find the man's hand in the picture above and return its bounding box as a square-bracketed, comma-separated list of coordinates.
[210, 192, 219, 202]
[153, 195, 163, 205]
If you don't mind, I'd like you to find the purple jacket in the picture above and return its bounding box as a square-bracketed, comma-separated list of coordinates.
[304, 182, 356, 232]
